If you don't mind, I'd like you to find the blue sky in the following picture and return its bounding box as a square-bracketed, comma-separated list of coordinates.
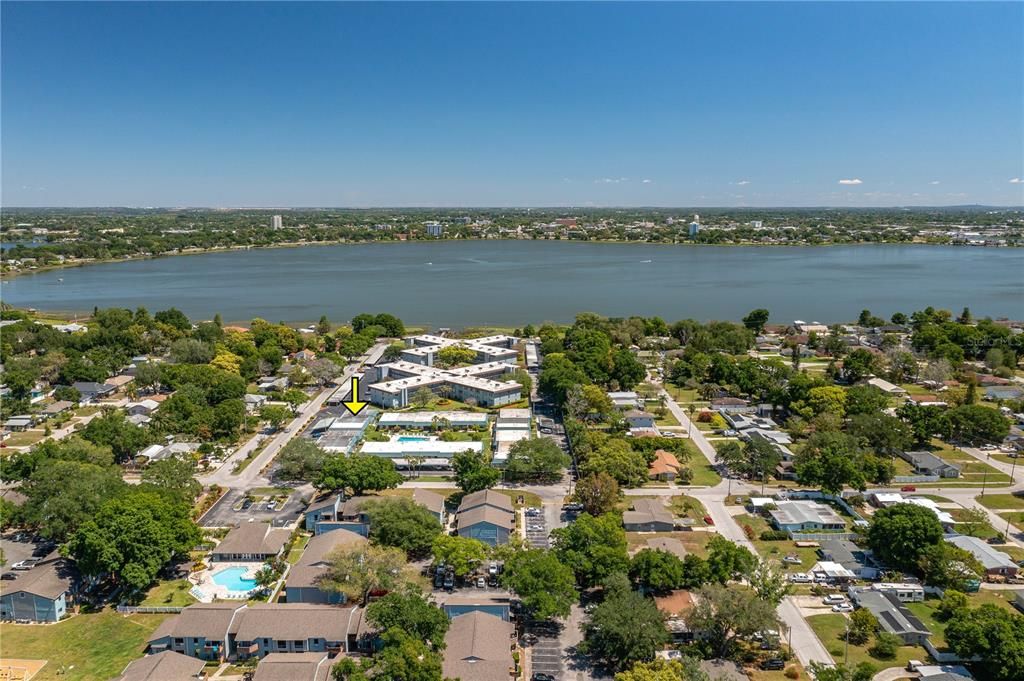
[2, 1, 1022, 207]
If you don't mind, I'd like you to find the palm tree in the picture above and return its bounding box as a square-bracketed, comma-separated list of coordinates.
[254, 565, 278, 595]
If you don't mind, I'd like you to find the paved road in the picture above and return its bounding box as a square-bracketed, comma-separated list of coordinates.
[656, 384, 836, 670]
[959, 445, 1023, 481]
[200, 342, 390, 490]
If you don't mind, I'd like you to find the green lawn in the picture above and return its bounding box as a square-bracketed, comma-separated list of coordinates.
[0, 609, 171, 681]
[738, 513, 820, 572]
[977, 493, 1024, 510]
[946, 509, 1000, 539]
[140, 579, 197, 607]
[906, 591, 1020, 650]
[676, 436, 722, 487]
[1, 430, 45, 447]
[807, 613, 921, 670]
[625, 530, 713, 558]
[286, 535, 311, 564]
[493, 489, 542, 508]
[668, 495, 710, 525]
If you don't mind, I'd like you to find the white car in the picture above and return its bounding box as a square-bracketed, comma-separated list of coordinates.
[832, 603, 854, 613]
[788, 573, 812, 584]
[823, 594, 847, 605]
[981, 444, 997, 451]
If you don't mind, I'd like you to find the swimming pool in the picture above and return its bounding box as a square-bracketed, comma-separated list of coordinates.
[211, 566, 257, 593]
[397, 436, 429, 442]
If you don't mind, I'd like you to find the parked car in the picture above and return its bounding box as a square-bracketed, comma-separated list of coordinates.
[11, 559, 39, 571]
[981, 444, 997, 451]
[0, 573, 17, 581]
[476, 576, 486, 588]
[901, 485, 917, 492]
[823, 594, 847, 605]
[703, 515, 714, 526]
[832, 603, 854, 613]
[532, 674, 556, 681]
[788, 573, 812, 584]
[443, 575, 454, 592]
[761, 659, 785, 671]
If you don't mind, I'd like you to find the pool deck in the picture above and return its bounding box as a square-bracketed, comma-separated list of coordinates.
[188, 562, 261, 602]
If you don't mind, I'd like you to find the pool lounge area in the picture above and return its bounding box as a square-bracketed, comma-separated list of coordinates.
[189, 563, 262, 602]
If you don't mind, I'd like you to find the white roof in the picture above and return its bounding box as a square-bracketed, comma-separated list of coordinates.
[945, 535, 1017, 571]
[867, 377, 906, 393]
[749, 497, 775, 507]
[494, 429, 530, 443]
[812, 561, 856, 578]
[361, 440, 483, 458]
[906, 498, 956, 525]
[378, 411, 488, 426]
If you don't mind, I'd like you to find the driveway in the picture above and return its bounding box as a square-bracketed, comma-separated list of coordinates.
[198, 487, 307, 528]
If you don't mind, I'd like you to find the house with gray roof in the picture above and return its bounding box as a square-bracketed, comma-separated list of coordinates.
[115, 651, 207, 681]
[413, 488, 447, 525]
[0, 554, 77, 622]
[230, 604, 370, 659]
[899, 450, 961, 478]
[945, 535, 1018, 578]
[147, 603, 246, 661]
[285, 529, 367, 604]
[849, 588, 931, 644]
[818, 539, 879, 579]
[253, 652, 334, 681]
[442, 611, 516, 681]
[768, 500, 846, 534]
[623, 499, 675, 532]
[456, 506, 515, 546]
[211, 521, 290, 562]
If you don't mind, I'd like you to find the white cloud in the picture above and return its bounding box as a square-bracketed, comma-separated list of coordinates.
[1010, 177, 1023, 184]
[929, 181, 940, 185]
[838, 178, 863, 185]
[736, 180, 751, 186]
[642, 179, 652, 184]
[594, 177, 629, 184]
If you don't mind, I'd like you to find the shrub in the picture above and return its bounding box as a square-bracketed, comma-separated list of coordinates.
[785, 666, 800, 679]
[869, 632, 901, 660]
[743, 524, 756, 540]
[760, 530, 791, 541]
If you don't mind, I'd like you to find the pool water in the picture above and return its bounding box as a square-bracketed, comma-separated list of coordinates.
[397, 436, 429, 442]
[212, 566, 257, 592]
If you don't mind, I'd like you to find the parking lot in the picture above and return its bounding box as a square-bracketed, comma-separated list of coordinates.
[198, 487, 307, 528]
[526, 621, 565, 680]
[524, 506, 549, 548]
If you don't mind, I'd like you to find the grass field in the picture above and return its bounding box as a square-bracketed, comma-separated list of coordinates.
[140, 579, 197, 607]
[946, 509, 1000, 539]
[977, 493, 1024, 510]
[0, 609, 171, 681]
[1, 430, 45, 447]
[737, 513, 820, 572]
[807, 613, 920, 670]
[625, 530, 713, 557]
[676, 436, 723, 487]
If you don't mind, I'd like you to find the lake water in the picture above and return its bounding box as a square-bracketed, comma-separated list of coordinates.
[1, 241, 1021, 326]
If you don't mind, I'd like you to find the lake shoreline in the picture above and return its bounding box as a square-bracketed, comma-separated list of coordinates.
[1, 235, 1004, 283]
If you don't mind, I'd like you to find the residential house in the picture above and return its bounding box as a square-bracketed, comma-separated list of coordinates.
[457, 489, 514, 515]
[135, 442, 200, 465]
[866, 378, 907, 395]
[377, 411, 489, 429]
[624, 410, 656, 430]
[645, 537, 688, 560]
[607, 391, 643, 410]
[442, 611, 516, 681]
[848, 589, 931, 644]
[495, 407, 531, 430]
[244, 394, 268, 413]
[40, 400, 73, 418]
[437, 594, 512, 622]
[861, 582, 926, 603]
[710, 397, 755, 414]
[258, 377, 290, 393]
[653, 590, 698, 643]
[127, 399, 161, 416]
[648, 449, 681, 482]
[285, 529, 367, 604]
[211, 521, 290, 562]
[945, 535, 1018, 578]
[115, 651, 207, 681]
[2, 416, 33, 432]
[303, 495, 373, 537]
[623, 499, 675, 532]
[253, 652, 333, 681]
[412, 488, 447, 525]
[899, 451, 961, 478]
[147, 603, 246, 661]
[71, 381, 116, 403]
[231, 604, 370, 659]
[818, 539, 879, 579]
[809, 561, 857, 584]
[768, 500, 846, 534]
[456, 506, 515, 546]
[0, 554, 76, 622]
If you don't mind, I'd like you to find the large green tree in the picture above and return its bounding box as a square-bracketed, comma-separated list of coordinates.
[502, 548, 577, 620]
[451, 449, 501, 495]
[366, 588, 450, 649]
[573, 472, 621, 516]
[551, 512, 629, 588]
[314, 453, 402, 495]
[629, 549, 685, 594]
[581, 574, 669, 672]
[867, 503, 944, 572]
[505, 437, 569, 482]
[431, 535, 489, 578]
[363, 498, 442, 559]
[684, 583, 780, 658]
[22, 460, 126, 540]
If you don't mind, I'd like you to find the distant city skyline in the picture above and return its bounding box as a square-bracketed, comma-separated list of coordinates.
[2, 2, 1022, 208]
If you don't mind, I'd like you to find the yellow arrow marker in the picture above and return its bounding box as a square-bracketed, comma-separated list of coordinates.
[342, 375, 369, 416]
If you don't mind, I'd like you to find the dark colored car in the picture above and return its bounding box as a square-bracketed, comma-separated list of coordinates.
[761, 659, 785, 671]
[532, 674, 556, 681]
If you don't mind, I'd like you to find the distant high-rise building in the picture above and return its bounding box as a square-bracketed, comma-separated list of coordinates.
[751, 220, 764, 229]
[689, 214, 701, 237]
[271, 215, 283, 230]
[424, 221, 444, 237]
